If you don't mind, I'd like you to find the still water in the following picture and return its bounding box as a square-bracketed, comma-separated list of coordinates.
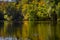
[0, 21, 60, 40]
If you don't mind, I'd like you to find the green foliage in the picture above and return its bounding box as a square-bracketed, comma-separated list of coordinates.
[0, 0, 60, 21]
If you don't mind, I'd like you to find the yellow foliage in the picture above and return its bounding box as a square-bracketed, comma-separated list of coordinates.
[22, 4, 28, 15]
[22, 4, 28, 9]
[37, 12, 40, 17]
[38, 1, 45, 6]
[24, 13, 29, 20]
[4, 10, 6, 14]
[58, 2, 60, 7]
[4, 15, 8, 19]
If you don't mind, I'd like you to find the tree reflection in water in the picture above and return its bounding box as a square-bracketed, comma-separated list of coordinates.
[50, 21, 60, 40]
[6, 21, 23, 39]
[0, 21, 4, 36]
[1, 21, 60, 40]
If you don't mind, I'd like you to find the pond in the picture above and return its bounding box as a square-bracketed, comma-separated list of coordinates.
[0, 21, 60, 40]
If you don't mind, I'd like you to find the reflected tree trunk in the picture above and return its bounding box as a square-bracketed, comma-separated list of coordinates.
[50, 21, 57, 40]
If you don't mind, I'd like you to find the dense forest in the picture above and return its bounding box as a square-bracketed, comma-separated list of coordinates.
[0, 0, 59, 21]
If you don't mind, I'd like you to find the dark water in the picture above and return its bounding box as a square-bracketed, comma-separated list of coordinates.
[0, 21, 60, 40]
